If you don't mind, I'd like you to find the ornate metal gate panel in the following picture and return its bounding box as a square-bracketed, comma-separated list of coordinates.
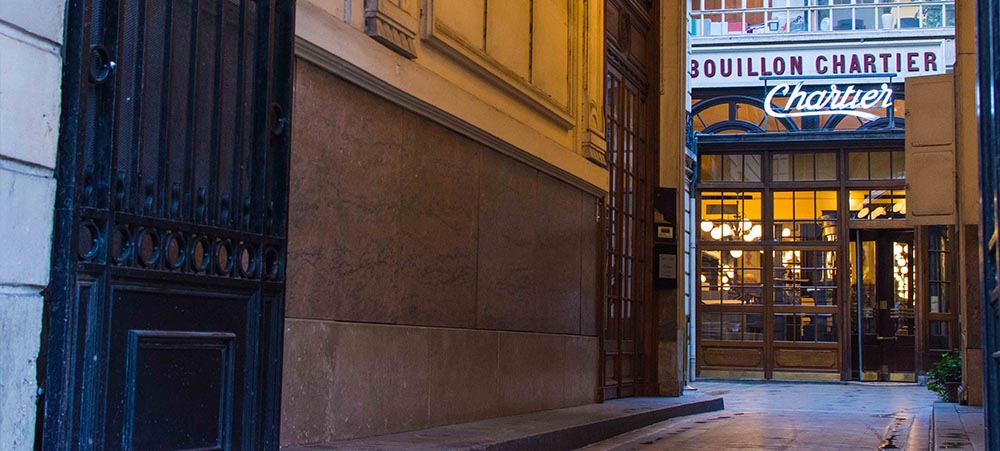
[42, 0, 294, 449]
[979, 0, 1000, 447]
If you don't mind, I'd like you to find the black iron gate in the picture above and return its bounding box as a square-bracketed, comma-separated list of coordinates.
[42, 0, 294, 449]
[979, 0, 1000, 448]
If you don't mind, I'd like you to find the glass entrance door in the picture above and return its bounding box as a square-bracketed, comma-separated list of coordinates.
[850, 230, 916, 381]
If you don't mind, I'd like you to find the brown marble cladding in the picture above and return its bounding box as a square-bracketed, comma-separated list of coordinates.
[287, 60, 600, 335]
[280, 320, 599, 444]
[282, 60, 603, 445]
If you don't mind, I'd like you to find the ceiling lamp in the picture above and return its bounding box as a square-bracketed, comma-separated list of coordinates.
[730, 249, 744, 258]
[701, 221, 715, 232]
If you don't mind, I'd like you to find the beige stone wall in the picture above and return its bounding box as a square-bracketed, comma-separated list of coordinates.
[280, 61, 600, 445]
[954, 0, 982, 407]
[294, 0, 608, 195]
[0, 0, 64, 449]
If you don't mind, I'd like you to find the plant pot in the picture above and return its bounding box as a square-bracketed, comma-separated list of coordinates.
[945, 381, 961, 403]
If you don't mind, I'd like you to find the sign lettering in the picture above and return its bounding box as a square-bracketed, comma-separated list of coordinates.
[764, 83, 894, 120]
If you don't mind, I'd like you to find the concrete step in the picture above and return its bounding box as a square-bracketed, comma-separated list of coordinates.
[284, 394, 724, 451]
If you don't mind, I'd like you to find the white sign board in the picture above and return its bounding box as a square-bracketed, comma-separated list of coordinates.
[690, 39, 953, 88]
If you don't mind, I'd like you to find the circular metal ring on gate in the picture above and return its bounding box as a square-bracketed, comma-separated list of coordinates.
[77, 220, 101, 261]
[136, 228, 161, 268]
[88, 45, 115, 84]
[214, 239, 234, 275]
[163, 232, 186, 270]
[237, 242, 256, 278]
[189, 237, 212, 273]
[109, 225, 132, 265]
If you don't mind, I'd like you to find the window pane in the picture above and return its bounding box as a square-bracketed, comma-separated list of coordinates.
[702, 311, 722, 340]
[719, 312, 764, 341]
[773, 153, 792, 182]
[849, 152, 868, 179]
[700, 155, 722, 181]
[815, 152, 837, 180]
[700, 192, 763, 241]
[745, 154, 762, 182]
[850, 190, 906, 220]
[773, 191, 838, 241]
[891, 151, 906, 179]
[723, 154, 744, 182]
[929, 321, 950, 350]
[700, 249, 764, 305]
[794, 153, 814, 180]
[870, 151, 891, 179]
[773, 249, 838, 305]
[774, 313, 837, 342]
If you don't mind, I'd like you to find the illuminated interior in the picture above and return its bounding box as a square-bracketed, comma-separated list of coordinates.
[698, 148, 906, 348]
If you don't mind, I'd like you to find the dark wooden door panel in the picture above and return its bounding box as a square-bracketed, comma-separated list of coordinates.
[603, 0, 655, 399]
[44, 0, 294, 449]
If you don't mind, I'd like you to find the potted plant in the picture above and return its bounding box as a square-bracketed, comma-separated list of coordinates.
[927, 351, 962, 402]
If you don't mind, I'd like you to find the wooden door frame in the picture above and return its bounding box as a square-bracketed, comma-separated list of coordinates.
[601, 0, 660, 400]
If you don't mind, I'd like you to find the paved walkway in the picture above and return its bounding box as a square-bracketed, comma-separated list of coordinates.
[285, 395, 722, 451]
[579, 381, 939, 451]
[933, 403, 985, 451]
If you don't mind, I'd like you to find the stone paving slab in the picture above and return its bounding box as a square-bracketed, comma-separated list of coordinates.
[933, 402, 985, 451]
[283, 395, 723, 451]
[580, 381, 939, 451]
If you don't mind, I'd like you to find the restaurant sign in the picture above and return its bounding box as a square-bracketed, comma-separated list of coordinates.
[764, 83, 893, 121]
[690, 40, 952, 88]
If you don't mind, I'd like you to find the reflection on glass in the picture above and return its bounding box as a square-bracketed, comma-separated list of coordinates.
[774, 313, 837, 342]
[928, 226, 952, 314]
[850, 240, 878, 335]
[773, 191, 838, 241]
[929, 320, 950, 350]
[700, 154, 762, 182]
[701, 311, 764, 342]
[848, 151, 905, 180]
[701, 250, 764, 305]
[700, 192, 763, 241]
[773, 250, 838, 306]
[849, 190, 906, 220]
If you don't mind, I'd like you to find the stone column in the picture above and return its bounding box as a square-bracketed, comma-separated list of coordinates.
[954, 0, 982, 407]
[0, 1, 65, 448]
[656, 0, 691, 397]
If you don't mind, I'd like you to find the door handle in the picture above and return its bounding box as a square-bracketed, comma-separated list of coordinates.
[88, 45, 115, 84]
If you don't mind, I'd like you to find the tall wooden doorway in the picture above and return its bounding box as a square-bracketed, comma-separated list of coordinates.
[42, 0, 295, 448]
[603, 0, 658, 399]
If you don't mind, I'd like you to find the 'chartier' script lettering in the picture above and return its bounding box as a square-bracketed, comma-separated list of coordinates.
[764, 83, 894, 121]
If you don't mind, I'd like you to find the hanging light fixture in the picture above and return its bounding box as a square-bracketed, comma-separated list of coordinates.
[701, 221, 715, 232]
[730, 249, 744, 258]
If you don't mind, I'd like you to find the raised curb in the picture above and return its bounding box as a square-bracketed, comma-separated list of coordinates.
[285, 395, 724, 451]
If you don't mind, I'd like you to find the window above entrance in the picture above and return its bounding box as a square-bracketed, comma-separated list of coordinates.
[690, 0, 955, 38]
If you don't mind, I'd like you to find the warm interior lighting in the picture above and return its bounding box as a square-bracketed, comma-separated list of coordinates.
[710, 227, 723, 240]
[871, 206, 886, 219]
[701, 221, 715, 232]
[781, 227, 792, 237]
[730, 249, 744, 258]
[857, 207, 870, 219]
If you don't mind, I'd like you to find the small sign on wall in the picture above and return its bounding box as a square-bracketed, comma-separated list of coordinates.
[658, 253, 677, 280]
[657, 225, 674, 240]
